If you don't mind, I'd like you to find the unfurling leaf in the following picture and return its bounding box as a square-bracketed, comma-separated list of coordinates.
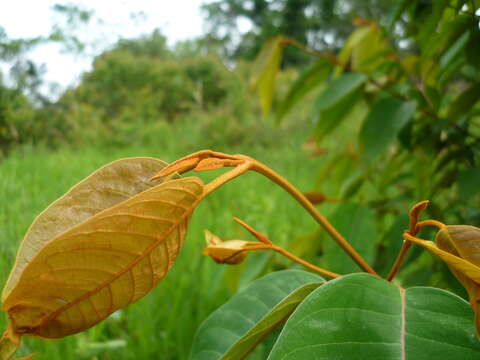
[203, 230, 249, 265]
[1, 158, 204, 340]
[435, 226, 480, 331]
[408, 225, 480, 333]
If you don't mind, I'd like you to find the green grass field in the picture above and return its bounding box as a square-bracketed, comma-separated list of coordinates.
[0, 116, 326, 359]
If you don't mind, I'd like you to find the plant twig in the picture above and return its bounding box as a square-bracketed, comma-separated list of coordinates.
[247, 159, 378, 276]
[271, 244, 341, 278]
[153, 150, 379, 276]
[415, 219, 446, 232]
[386, 201, 440, 281]
[234, 217, 341, 279]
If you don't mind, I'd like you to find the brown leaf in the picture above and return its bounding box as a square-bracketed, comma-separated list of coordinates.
[1, 158, 204, 339]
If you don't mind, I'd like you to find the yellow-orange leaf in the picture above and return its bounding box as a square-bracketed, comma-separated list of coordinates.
[203, 230, 249, 265]
[1, 158, 204, 339]
[408, 226, 480, 333]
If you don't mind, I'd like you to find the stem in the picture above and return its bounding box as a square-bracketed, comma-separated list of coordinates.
[386, 241, 411, 281]
[249, 160, 378, 276]
[162, 150, 378, 276]
[416, 219, 446, 231]
[203, 162, 252, 197]
[386, 200, 430, 281]
[271, 245, 341, 279]
[232, 217, 341, 278]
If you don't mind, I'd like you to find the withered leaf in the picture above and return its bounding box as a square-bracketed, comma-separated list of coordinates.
[1, 158, 204, 339]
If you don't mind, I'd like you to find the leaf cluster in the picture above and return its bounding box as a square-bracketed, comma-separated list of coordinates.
[250, 0, 480, 289]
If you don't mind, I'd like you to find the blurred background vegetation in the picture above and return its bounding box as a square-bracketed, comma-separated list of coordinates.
[1, 0, 480, 359]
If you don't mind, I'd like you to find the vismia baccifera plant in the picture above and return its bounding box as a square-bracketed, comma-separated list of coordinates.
[1, 150, 480, 359]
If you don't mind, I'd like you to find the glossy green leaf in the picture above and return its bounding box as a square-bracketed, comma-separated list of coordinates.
[222, 282, 321, 359]
[268, 273, 480, 360]
[189, 270, 324, 360]
[313, 73, 366, 137]
[275, 58, 331, 122]
[360, 95, 416, 161]
[322, 203, 376, 274]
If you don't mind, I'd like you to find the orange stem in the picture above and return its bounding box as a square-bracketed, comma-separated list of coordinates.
[271, 245, 341, 279]
[248, 160, 378, 276]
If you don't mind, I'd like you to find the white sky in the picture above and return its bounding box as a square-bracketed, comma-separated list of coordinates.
[0, 0, 207, 96]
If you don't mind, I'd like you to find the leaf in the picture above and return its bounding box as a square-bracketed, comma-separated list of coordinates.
[322, 203, 376, 274]
[313, 73, 367, 138]
[423, 16, 472, 61]
[360, 95, 417, 161]
[349, 26, 392, 74]
[2, 158, 204, 339]
[439, 31, 469, 70]
[203, 230, 249, 265]
[275, 58, 331, 122]
[250, 36, 285, 117]
[386, 0, 413, 31]
[407, 227, 480, 332]
[458, 168, 480, 202]
[416, 243, 480, 290]
[189, 270, 324, 360]
[268, 273, 480, 359]
[336, 26, 371, 74]
[2, 158, 167, 299]
[419, 0, 449, 53]
[447, 83, 480, 120]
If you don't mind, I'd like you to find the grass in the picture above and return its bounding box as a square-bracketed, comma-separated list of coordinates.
[0, 115, 325, 359]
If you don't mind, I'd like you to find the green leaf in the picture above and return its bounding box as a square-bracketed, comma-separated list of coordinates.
[387, 0, 413, 31]
[336, 27, 372, 73]
[322, 203, 376, 274]
[189, 270, 324, 360]
[447, 83, 480, 120]
[222, 282, 322, 359]
[268, 273, 480, 359]
[313, 73, 367, 137]
[275, 58, 331, 122]
[419, 0, 449, 53]
[344, 25, 392, 74]
[424, 16, 472, 60]
[458, 168, 480, 202]
[360, 96, 416, 161]
[250, 36, 284, 117]
[439, 31, 469, 70]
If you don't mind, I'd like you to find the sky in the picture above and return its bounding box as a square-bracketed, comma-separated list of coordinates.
[0, 0, 207, 96]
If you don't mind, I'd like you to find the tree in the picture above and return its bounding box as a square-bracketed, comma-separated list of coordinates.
[202, 0, 395, 65]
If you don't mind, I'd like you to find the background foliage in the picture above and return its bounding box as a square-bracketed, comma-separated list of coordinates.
[0, 0, 480, 358]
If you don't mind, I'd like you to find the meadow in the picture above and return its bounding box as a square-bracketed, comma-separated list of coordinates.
[0, 113, 326, 359]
